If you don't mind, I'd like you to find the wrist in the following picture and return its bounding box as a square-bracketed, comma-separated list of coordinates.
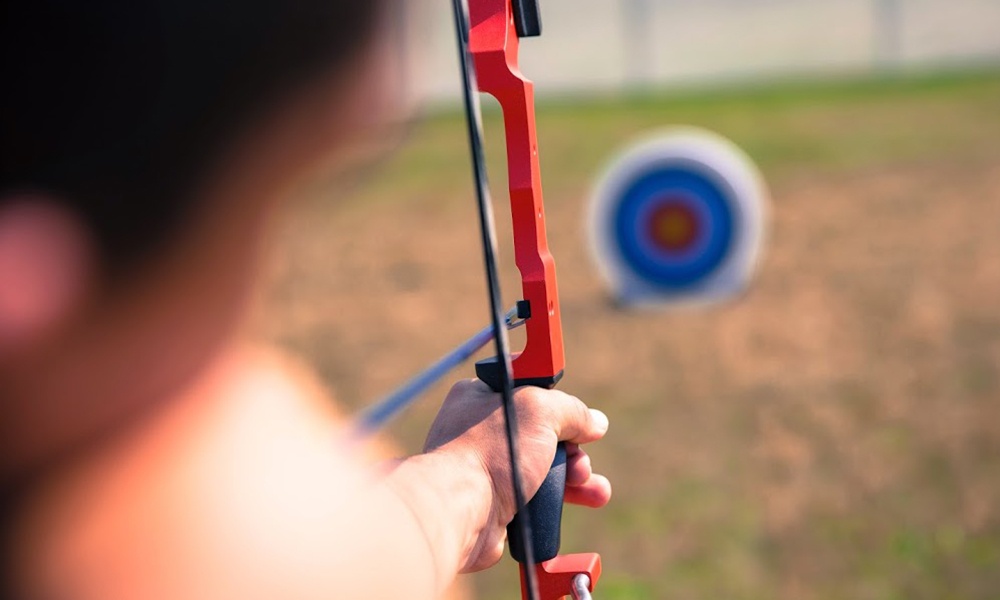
[383, 447, 491, 585]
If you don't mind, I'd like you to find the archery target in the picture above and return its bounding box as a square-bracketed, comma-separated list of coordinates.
[588, 128, 768, 307]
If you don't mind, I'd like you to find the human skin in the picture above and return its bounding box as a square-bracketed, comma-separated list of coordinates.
[0, 17, 611, 600]
[8, 347, 609, 600]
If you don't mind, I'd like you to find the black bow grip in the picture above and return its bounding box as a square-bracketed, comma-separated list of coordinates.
[476, 356, 565, 563]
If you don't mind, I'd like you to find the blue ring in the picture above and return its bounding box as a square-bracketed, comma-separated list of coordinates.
[612, 165, 734, 288]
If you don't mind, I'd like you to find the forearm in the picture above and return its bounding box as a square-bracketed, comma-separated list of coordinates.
[382, 449, 492, 589]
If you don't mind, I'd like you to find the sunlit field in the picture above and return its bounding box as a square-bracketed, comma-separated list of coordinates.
[254, 70, 1000, 600]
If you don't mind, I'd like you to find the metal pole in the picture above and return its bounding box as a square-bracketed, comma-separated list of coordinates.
[873, 0, 902, 71]
[623, 0, 654, 87]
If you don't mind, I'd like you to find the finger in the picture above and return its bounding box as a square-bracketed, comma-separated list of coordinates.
[560, 405, 608, 445]
[563, 473, 612, 508]
[565, 447, 593, 487]
[514, 388, 609, 445]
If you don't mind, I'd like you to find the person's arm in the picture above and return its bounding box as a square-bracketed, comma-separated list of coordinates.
[7, 349, 609, 600]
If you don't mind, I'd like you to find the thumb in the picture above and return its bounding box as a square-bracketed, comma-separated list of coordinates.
[515, 387, 609, 445]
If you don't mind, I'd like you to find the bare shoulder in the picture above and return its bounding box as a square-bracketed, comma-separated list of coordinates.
[8, 343, 370, 600]
[8, 343, 474, 600]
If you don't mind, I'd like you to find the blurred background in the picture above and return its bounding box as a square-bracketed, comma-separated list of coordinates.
[400, 0, 1000, 101]
[252, 1, 1000, 598]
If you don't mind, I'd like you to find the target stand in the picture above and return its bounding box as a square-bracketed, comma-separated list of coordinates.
[587, 128, 768, 308]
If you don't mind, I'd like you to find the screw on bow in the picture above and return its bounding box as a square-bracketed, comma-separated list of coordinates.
[451, 0, 602, 598]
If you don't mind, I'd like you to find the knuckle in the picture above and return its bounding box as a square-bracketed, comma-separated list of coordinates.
[488, 545, 504, 566]
[573, 396, 591, 425]
[453, 378, 478, 393]
[512, 384, 545, 403]
[512, 384, 541, 407]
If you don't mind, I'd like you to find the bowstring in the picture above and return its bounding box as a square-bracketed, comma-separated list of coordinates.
[448, 1, 541, 599]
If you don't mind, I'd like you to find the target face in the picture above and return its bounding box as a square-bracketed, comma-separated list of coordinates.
[588, 128, 768, 307]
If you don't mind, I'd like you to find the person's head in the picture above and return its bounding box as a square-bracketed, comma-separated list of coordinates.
[0, 0, 391, 478]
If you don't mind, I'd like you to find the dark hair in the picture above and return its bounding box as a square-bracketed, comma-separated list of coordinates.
[0, 1, 383, 275]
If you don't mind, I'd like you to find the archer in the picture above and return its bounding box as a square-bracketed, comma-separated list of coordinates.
[0, 2, 611, 599]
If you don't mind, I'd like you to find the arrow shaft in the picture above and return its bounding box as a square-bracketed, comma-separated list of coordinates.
[353, 307, 521, 437]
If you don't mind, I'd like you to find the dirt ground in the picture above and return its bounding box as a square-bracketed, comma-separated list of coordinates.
[252, 73, 1000, 599]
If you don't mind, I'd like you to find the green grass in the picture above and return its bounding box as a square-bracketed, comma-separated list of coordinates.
[342, 68, 1000, 212]
[265, 68, 1000, 600]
